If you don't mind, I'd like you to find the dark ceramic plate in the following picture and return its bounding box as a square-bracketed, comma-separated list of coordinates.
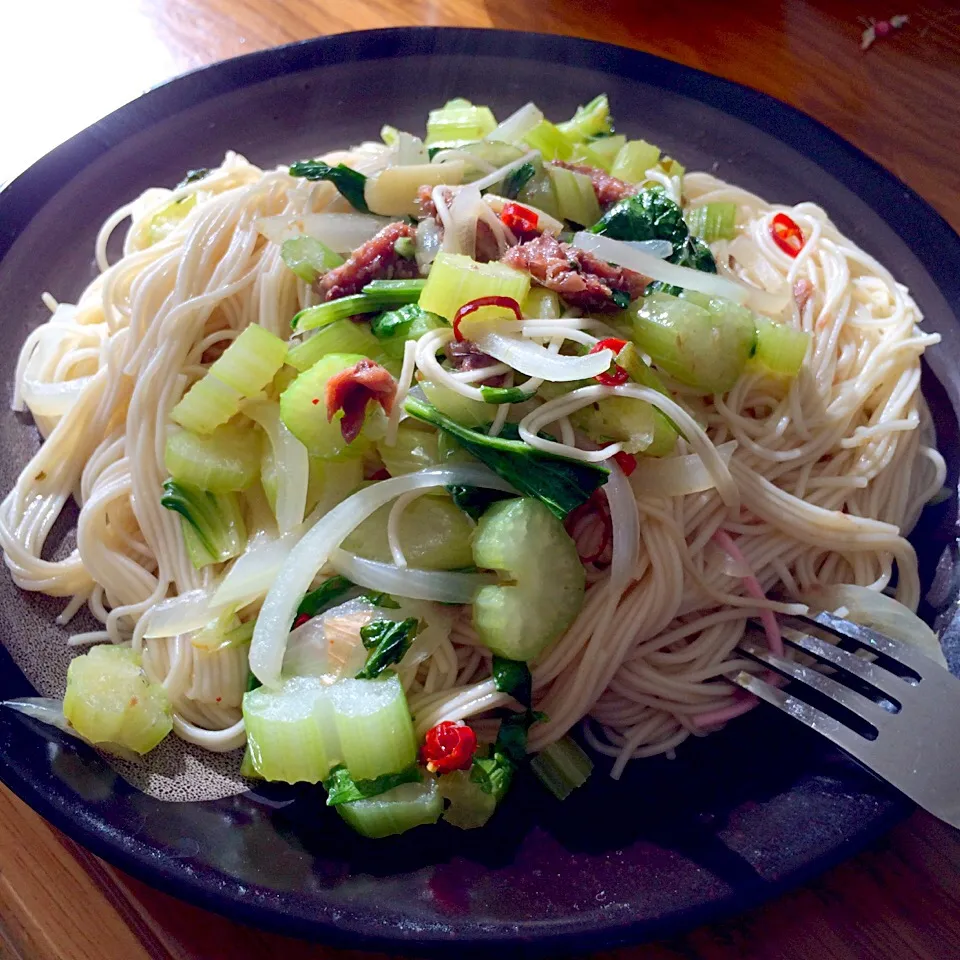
[1, 27, 959, 957]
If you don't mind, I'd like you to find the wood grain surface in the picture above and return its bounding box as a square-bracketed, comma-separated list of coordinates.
[1, 2, 960, 958]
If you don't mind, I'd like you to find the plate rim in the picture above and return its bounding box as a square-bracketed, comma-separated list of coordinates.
[0, 25, 955, 954]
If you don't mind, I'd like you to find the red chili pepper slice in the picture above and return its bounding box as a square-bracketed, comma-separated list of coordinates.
[500, 201, 539, 234]
[771, 213, 805, 258]
[452, 296, 523, 342]
[613, 451, 638, 476]
[589, 337, 630, 386]
[292, 613, 310, 629]
[421, 720, 478, 774]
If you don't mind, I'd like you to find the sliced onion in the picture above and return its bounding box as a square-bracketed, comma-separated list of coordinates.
[471, 150, 540, 193]
[401, 602, 456, 669]
[392, 131, 428, 166]
[143, 588, 216, 639]
[415, 216, 443, 270]
[255, 213, 392, 252]
[572, 232, 790, 315]
[476, 331, 613, 381]
[604, 461, 640, 597]
[250, 466, 517, 688]
[800, 584, 947, 668]
[630, 441, 737, 497]
[331, 549, 495, 603]
[488, 103, 544, 144]
[212, 531, 300, 610]
[624, 239, 674, 259]
[446, 184, 482, 258]
[244, 398, 307, 535]
[20, 377, 92, 417]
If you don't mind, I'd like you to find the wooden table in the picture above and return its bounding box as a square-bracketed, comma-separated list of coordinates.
[1, 2, 959, 958]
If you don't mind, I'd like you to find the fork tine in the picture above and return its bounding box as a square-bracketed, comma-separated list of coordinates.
[780, 628, 913, 701]
[782, 611, 931, 675]
[738, 637, 892, 725]
[731, 671, 876, 756]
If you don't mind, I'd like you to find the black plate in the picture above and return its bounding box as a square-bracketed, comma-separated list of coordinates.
[1, 28, 959, 957]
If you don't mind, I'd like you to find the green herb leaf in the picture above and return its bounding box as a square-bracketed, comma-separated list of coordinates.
[479, 385, 530, 404]
[469, 709, 545, 800]
[446, 484, 511, 522]
[611, 289, 630, 310]
[492, 656, 532, 708]
[470, 752, 515, 801]
[356, 617, 420, 678]
[296, 575, 354, 621]
[503, 161, 536, 200]
[177, 168, 210, 187]
[370, 303, 428, 340]
[589, 188, 688, 248]
[323, 763, 422, 806]
[405, 396, 607, 520]
[245, 670, 261, 693]
[364, 590, 401, 609]
[288, 160, 370, 212]
[496, 709, 545, 763]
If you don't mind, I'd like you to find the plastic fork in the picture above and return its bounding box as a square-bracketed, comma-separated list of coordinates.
[733, 610, 960, 829]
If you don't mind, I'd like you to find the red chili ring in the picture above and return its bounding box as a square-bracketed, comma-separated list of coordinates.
[589, 337, 630, 386]
[771, 212, 805, 258]
[452, 296, 523, 341]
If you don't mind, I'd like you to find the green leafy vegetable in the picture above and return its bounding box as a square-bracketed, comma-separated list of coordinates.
[496, 709, 545, 763]
[323, 763, 422, 806]
[364, 590, 401, 609]
[651, 236, 718, 296]
[611, 289, 630, 310]
[503, 161, 537, 200]
[361, 278, 426, 304]
[370, 303, 431, 340]
[492, 656, 532, 708]
[557, 94, 613, 141]
[479, 385, 530, 404]
[470, 709, 545, 800]
[177, 168, 210, 187]
[160, 479, 246, 568]
[356, 617, 420, 679]
[404, 395, 607, 520]
[589, 189, 688, 248]
[296, 575, 354, 621]
[288, 160, 370, 212]
[446, 485, 512, 521]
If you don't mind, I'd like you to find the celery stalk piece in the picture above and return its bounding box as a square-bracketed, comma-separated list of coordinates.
[572, 396, 656, 455]
[292, 282, 425, 332]
[243, 675, 340, 784]
[523, 118, 574, 161]
[582, 134, 626, 170]
[751, 317, 810, 377]
[417, 252, 530, 322]
[522, 287, 562, 320]
[63, 646, 172, 754]
[342, 495, 474, 570]
[420, 380, 497, 428]
[170, 373, 243, 435]
[287, 320, 385, 373]
[472, 497, 585, 661]
[530, 736, 593, 800]
[239, 745, 263, 779]
[375, 423, 441, 478]
[337, 778, 442, 838]
[209, 324, 288, 396]
[439, 769, 498, 829]
[556, 94, 613, 142]
[425, 99, 497, 150]
[327, 674, 417, 780]
[610, 140, 661, 183]
[686, 202, 738, 242]
[146, 194, 197, 245]
[164, 421, 260, 493]
[545, 165, 603, 227]
[281, 235, 344, 283]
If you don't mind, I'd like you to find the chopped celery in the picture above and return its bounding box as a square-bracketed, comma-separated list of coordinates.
[281, 236, 344, 283]
[450, 141, 527, 185]
[287, 319, 385, 373]
[418, 252, 531, 322]
[161, 480, 247, 567]
[472, 497, 585, 660]
[324, 763, 422, 805]
[610, 140, 661, 183]
[628, 292, 756, 394]
[752, 316, 810, 377]
[546, 165, 602, 227]
[146, 194, 197, 245]
[279, 352, 380, 458]
[522, 287, 561, 320]
[170, 373, 243, 434]
[305, 457, 364, 515]
[686, 203, 738, 242]
[439, 769, 498, 829]
[376, 423, 440, 477]
[572, 396, 657, 455]
[239, 745, 263, 779]
[63, 646, 172, 754]
[209, 324, 288, 397]
[658, 156, 686, 180]
[425, 98, 497, 149]
[380, 124, 399, 146]
[523, 118, 574, 161]
[292, 295, 380, 331]
[361, 279, 426, 305]
[372, 305, 447, 362]
[420, 380, 496, 427]
[328, 674, 417, 780]
[343, 495, 474, 570]
[191, 613, 254, 653]
[530, 736, 593, 800]
[337, 778, 442, 838]
[582, 134, 626, 170]
[164, 421, 259, 493]
[243, 675, 340, 783]
[556, 94, 613, 142]
[516, 166, 561, 220]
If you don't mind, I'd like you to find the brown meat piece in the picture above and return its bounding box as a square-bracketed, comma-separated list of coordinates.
[551, 160, 637, 209]
[501, 234, 648, 313]
[325, 359, 397, 443]
[319, 222, 419, 301]
[444, 340, 507, 387]
[416, 185, 439, 219]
